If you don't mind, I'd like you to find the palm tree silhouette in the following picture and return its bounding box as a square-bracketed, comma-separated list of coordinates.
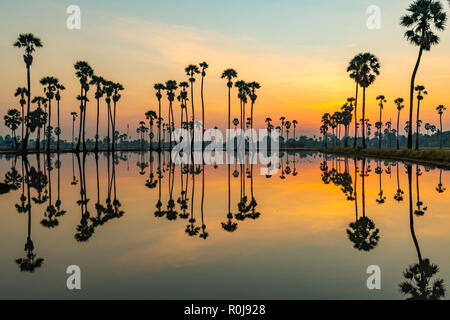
[185, 64, 200, 145]
[103, 80, 114, 151]
[436, 169, 446, 193]
[394, 98, 405, 149]
[153, 83, 166, 151]
[376, 95, 386, 149]
[375, 160, 386, 204]
[222, 163, 238, 232]
[199, 62, 208, 149]
[111, 82, 124, 151]
[54, 83, 65, 152]
[356, 53, 380, 148]
[40, 76, 59, 153]
[165, 80, 178, 150]
[414, 85, 427, 149]
[14, 87, 28, 144]
[4, 109, 21, 149]
[28, 101, 47, 152]
[436, 104, 446, 149]
[394, 163, 405, 202]
[145, 110, 157, 150]
[347, 55, 363, 147]
[399, 164, 445, 299]
[70, 111, 78, 150]
[90, 75, 104, 152]
[248, 81, 261, 133]
[400, 0, 447, 149]
[13, 33, 43, 151]
[221, 68, 238, 133]
[74, 61, 93, 152]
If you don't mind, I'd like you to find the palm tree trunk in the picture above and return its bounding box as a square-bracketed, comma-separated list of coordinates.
[408, 164, 422, 262]
[353, 83, 359, 148]
[23, 63, 31, 152]
[57, 100, 60, 153]
[158, 97, 161, 151]
[415, 100, 420, 150]
[47, 99, 52, 153]
[397, 110, 400, 150]
[76, 87, 83, 152]
[354, 158, 358, 221]
[362, 87, 366, 149]
[95, 98, 100, 152]
[201, 75, 205, 150]
[82, 98, 87, 151]
[440, 114, 443, 149]
[378, 107, 382, 149]
[408, 47, 424, 149]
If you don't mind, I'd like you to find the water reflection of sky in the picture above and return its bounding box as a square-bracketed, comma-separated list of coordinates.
[0, 152, 449, 299]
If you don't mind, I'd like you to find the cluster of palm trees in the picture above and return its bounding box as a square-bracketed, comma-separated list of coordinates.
[320, 0, 448, 151]
[5, 33, 124, 154]
[264, 117, 298, 146]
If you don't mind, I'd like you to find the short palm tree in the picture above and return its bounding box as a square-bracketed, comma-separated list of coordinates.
[395, 98, 405, 149]
[13, 33, 43, 151]
[4, 109, 22, 149]
[14, 87, 28, 144]
[436, 104, 446, 149]
[292, 120, 298, 141]
[30, 96, 48, 150]
[145, 110, 157, 150]
[70, 111, 78, 149]
[400, 0, 447, 149]
[221, 69, 238, 132]
[376, 95, 386, 149]
[414, 85, 427, 149]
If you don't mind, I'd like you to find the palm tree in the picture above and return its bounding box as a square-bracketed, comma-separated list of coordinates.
[248, 81, 261, 132]
[145, 110, 157, 150]
[4, 109, 21, 149]
[221, 69, 238, 134]
[199, 62, 208, 148]
[292, 120, 298, 142]
[54, 83, 65, 152]
[103, 80, 114, 151]
[436, 105, 446, 149]
[395, 98, 405, 149]
[14, 87, 28, 144]
[30, 97, 47, 151]
[357, 53, 380, 148]
[347, 55, 363, 147]
[400, 0, 447, 149]
[185, 64, 200, 143]
[153, 83, 165, 151]
[13, 33, 43, 151]
[74, 61, 94, 152]
[376, 95, 386, 149]
[39, 76, 59, 153]
[414, 85, 427, 149]
[70, 112, 78, 150]
[90, 75, 104, 152]
[165, 80, 177, 150]
[111, 82, 124, 151]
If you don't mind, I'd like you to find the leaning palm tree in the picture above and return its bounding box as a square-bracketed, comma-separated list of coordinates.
[357, 53, 380, 148]
[90, 75, 104, 152]
[436, 105, 446, 149]
[347, 55, 363, 147]
[4, 109, 22, 149]
[376, 95, 386, 149]
[153, 83, 166, 151]
[400, 0, 447, 149]
[74, 61, 94, 152]
[39, 76, 59, 153]
[221, 68, 238, 133]
[414, 85, 427, 149]
[54, 83, 65, 152]
[395, 98, 405, 149]
[199, 62, 209, 148]
[13, 33, 43, 151]
[14, 87, 28, 144]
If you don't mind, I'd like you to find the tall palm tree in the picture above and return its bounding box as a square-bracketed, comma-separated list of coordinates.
[4, 109, 21, 149]
[74, 61, 94, 152]
[221, 69, 238, 134]
[400, 0, 447, 149]
[145, 110, 157, 150]
[39, 76, 59, 153]
[247, 81, 261, 131]
[357, 53, 381, 148]
[54, 83, 65, 153]
[103, 80, 114, 152]
[13, 33, 43, 151]
[153, 83, 165, 151]
[90, 75, 104, 152]
[70, 112, 78, 150]
[199, 62, 208, 148]
[165, 80, 177, 150]
[112, 82, 124, 151]
[178, 81, 189, 130]
[414, 85, 427, 149]
[395, 98, 405, 149]
[185, 64, 200, 143]
[292, 120, 298, 141]
[436, 104, 446, 149]
[14, 87, 28, 144]
[347, 55, 363, 147]
[376, 95, 386, 149]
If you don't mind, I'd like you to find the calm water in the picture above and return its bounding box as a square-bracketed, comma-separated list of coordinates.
[0, 151, 449, 300]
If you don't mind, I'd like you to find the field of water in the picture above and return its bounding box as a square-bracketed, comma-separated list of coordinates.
[0, 151, 449, 299]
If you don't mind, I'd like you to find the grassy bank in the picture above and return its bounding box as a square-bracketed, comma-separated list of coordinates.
[322, 147, 450, 168]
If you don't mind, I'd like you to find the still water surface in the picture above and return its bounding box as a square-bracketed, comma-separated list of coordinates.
[0, 151, 448, 299]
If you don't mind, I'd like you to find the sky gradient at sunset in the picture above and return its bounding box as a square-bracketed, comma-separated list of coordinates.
[1, 0, 450, 140]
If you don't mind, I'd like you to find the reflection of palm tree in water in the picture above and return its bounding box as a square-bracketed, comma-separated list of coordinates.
[145, 153, 157, 189]
[165, 155, 177, 220]
[375, 160, 386, 204]
[15, 157, 44, 272]
[346, 158, 380, 251]
[41, 154, 59, 228]
[55, 153, 66, 220]
[222, 163, 238, 232]
[436, 169, 446, 193]
[199, 163, 208, 239]
[154, 153, 163, 217]
[394, 163, 404, 202]
[177, 163, 189, 219]
[414, 165, 427, 216]
[399, 165, 445, 300]
[71, 153, 78, 185]
[74, 153, 94, 242]
[30, 153, 48, 205]
[186, 163, 200, 236]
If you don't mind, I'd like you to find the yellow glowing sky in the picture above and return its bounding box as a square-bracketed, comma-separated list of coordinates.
[1, 0, 450, 140]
